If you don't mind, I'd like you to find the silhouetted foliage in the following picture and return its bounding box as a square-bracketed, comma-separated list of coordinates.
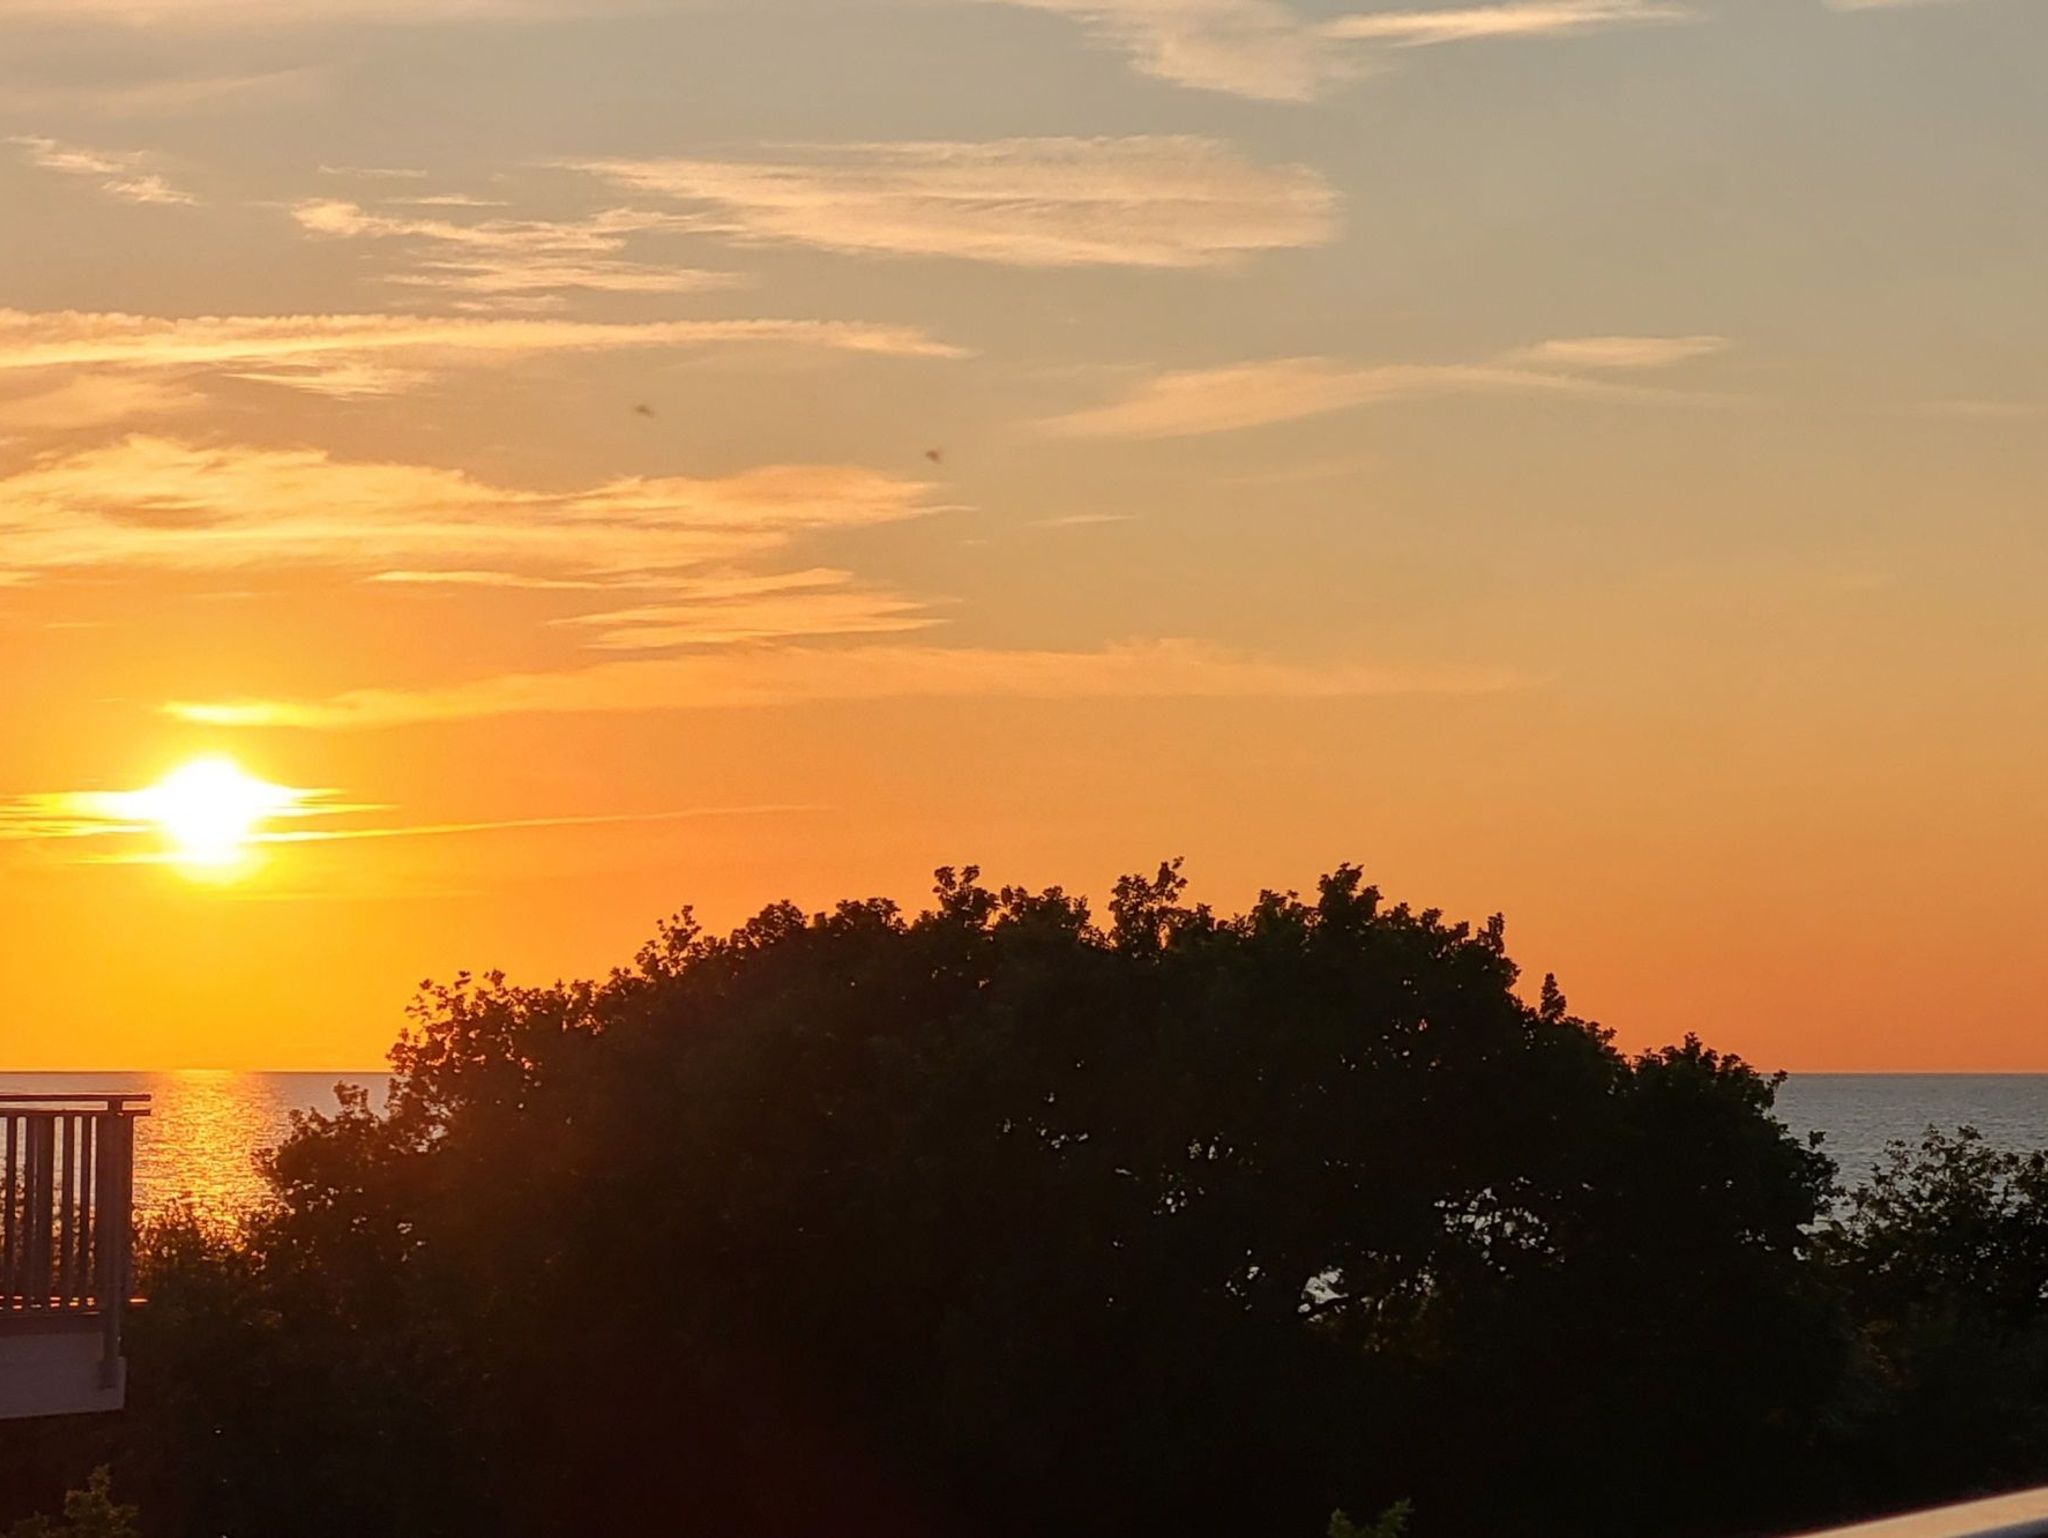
[4, 1469, 139, 1538]
[1329, 1501, 1411, 1538]
[1811, 1128, 2048, 1518]
[20, 865, 2048, 1537]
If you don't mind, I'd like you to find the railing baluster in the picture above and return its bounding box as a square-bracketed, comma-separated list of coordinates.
[25, 1115, 53, 1309]
[58, 1113, 77, 1307]
[94, 1107, 135, 1387]
[3, 1114, 15, 1310]
[78, 1115, 96, 1310]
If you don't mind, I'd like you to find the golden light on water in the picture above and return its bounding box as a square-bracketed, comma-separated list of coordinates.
[138, 1070, 277, 1223]
[0, 1071, 382, 1227]
[118, 1071, 386, 1226]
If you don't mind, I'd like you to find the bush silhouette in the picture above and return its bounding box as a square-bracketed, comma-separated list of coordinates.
[4, 1469, 139, 1538]
[73, 862, 2027, 1537]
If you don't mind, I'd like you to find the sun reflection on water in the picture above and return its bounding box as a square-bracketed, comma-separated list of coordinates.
[0, 1069, 390, 1228]
[138, 1070, 285, 1222]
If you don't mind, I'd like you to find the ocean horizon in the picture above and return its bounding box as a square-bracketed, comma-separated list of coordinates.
[10, 1070, 2048, 1222]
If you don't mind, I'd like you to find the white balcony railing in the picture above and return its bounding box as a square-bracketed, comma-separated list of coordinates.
[0, 1093, 148, 1419]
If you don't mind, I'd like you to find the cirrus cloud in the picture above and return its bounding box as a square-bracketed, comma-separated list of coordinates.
[0, 308, 966, 399]
[0, 436, 946, 665]
[167, 639, 1527, 729]
[0, 435, 941, 582]
[0, 776, 815, 865]
[0, 0, 631, 22]
[7, 134, 196, 205]
[1501, 334, 1727, 370]
[1040, 335, 1727, 439]
[565, 137, 1338, 269]
[989, 0, 1691, 100]
[1320, 0, 1689, 46]
[0, 373, 200, 433]
[292, 198, 743, 309]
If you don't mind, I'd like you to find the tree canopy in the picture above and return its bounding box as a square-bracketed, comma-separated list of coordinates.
[12, 864, 2044, 1538]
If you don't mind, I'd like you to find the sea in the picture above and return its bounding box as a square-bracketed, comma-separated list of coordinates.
[6, 1071, 2048, 1223]
[0, 1071, 391, 1223]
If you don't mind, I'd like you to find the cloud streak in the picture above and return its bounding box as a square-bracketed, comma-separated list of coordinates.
[7, 135, 196, 205]
[555, 569, 940, 650]
[0, 436, 1503, 734]
[0, 436, 944, 670]
[0, 0, 627, 23]
[0, 308, 965, 398]
[0, 373, 200, 432]
[166, 639, 1526, 728]
[0, 70, 322, 119]
[0, 780, 816, 865]
[1039, 336, 1724, 438]
[293, 198, 742, 309]
[1501, 334, 1726, 370]
[991, 0, 1690, 100]
[0, 436, 939, 585]
[567, 137, 1337, 269]
[1321, 0, 1688, 46]
[0, 779, 344, 845]
[986, 0, 1345, 102]
[254, 803, 828, 848]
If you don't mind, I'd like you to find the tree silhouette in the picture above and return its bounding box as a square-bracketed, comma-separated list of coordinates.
[40, 863, 2027, 1538]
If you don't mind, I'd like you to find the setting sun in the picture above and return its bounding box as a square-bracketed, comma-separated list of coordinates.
[120, 758, 305, 873]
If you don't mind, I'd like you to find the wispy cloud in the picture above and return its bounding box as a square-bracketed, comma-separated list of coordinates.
[0, 775, 816, 865]
[167, 639, 1525, 729]
[388, 194, 511, 208]
[366, 569, 654, 592]
[0, 776, 342, 847]
[991, 0, 1690, 100]
[1823, 0, 1981, 10]
[0, 0, 629, 23]
[0, 436, 943, 670]
[566, 137, 1337, 269]
[7, 135, 196, 205]
[1501, 334, 1727, 369]
[1321, 0, 1688, 46]
[0, 436, 938, 584]
[293, 198, 742, 309]
[0, 432, 1519, 732]
[0, 774, 339, 860]
[0, 308, 965, 398]
[0, 69, 321, 119]
[1040, 335, 1723, 438]
[0, 373, 200, 433]
[555, 569, 940, 650]
[990, 0, 1349, 102]
[1908, 398, 2048, 421]
[318, 164, 430, 180]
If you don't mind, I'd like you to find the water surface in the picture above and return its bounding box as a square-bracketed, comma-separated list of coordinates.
[1774, 1074, 2048, 1184]
[0, 1071, 391, 1222]
[6, 1070, 2047, 1221]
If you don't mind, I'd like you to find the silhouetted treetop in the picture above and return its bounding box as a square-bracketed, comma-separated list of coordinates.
[104, 864, 1860, 1538]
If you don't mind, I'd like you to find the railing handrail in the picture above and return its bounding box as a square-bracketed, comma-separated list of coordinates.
[0, 1095, 151, 1107]
[1792, 1487, 2048, 1538]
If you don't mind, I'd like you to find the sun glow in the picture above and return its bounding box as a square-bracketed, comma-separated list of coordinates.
[121, 757, 306, 873]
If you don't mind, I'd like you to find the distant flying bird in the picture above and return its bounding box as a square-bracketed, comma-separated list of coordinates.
[633, 403, 655, 418]
[924, 448, 944, 464]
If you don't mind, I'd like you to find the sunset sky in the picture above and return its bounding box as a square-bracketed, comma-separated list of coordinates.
[1, 0, 2042, 1072]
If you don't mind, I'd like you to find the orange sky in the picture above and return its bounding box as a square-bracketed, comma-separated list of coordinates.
[1, 0, 2044, 1071]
